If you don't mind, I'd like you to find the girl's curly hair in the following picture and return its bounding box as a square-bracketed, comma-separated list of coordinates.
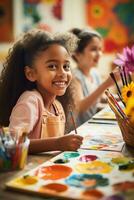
[0, 29, 78, 127]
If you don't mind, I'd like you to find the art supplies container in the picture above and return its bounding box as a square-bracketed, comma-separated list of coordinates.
[115, 114, 134, 148]
[106, 90, 134, 148]
[0, 136, 30, 171]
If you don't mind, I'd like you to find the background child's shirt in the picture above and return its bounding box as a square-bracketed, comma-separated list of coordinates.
[73, 67, 101, 126]
[9, 90, 65, 139]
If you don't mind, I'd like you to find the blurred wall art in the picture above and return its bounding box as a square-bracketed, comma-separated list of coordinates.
[86, 0, 134, 53]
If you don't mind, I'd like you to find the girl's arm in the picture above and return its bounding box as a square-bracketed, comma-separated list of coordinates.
[29, 134, 83, 154]
[29, 138, 59, 154]
[75, 76, 113, 114]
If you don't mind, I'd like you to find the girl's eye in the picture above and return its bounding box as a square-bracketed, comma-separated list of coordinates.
[48, 64, 57, 70]
[91, 47, 98, 51]
[63, 64, 71, 71]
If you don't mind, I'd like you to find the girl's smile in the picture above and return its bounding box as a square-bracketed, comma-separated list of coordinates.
[52, 80, 68, 89]
[25, 44, 72, 98]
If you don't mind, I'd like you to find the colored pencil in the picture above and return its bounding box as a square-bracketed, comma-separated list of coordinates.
[108, 99, 123, 119]
[106, 90, 126, 117]
[105, 90, 127, 120]
[106, 95, 123, 119]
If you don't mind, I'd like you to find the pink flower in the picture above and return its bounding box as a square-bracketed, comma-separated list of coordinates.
[114, 45, 134, 72]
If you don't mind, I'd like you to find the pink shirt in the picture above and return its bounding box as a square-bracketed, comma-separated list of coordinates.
[9, 90, 65, 139]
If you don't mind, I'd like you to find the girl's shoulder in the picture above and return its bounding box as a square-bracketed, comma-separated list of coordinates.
[54, 99, 65, 119]
[90, 68, 99, 76]
[73, 67, 82, 75]
[17, 90, 43, 105]
[54, 99, 64, 112]
[73, 68, 85, 81]
[90, 68, 101, 85]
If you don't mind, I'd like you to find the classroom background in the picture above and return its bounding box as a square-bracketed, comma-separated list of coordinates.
[0, 0, 134, 80]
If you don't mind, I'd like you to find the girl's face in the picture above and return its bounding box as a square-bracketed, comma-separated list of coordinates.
[27, 44, 72, 97]
[75, 36, 103, 69]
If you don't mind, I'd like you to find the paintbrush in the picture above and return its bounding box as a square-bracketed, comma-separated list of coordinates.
[105, 90, 127, 119]
[109, 71, 125, 106]
[118, 66, 125, 86]
[110, 72, 121, 95]
[117, 93, 126, 107]
[122, 66, 128, 85]
[105, 92, 123, 119]
[69, 106, 78, 135]
[128, 71, 132, 84]
[107, 99, 123, 119]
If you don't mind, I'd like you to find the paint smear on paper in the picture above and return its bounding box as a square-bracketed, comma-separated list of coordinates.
[79, 155, 98, 162]
[39, 183, 68, 193]
[34, 164, 72, 180]
[13, 175, 38, 186]
[119, 160, 134, 171]
[113, 181, 134, 192]
[63, 152, 80, 159]
[75, 161, 112, 174]
[105, 152, 123, 158]
[102, 194, 124, 200]
[65, 174, 109, 189]
[111, 157, 131, 165]
[54, 158, 69, 164]
[82, 189, 104, 200]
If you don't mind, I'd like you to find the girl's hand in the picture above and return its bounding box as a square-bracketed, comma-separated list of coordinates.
[57, 134, 83, 151]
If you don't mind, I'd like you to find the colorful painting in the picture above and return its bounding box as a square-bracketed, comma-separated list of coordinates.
[77, 123, 124, 151]
[92, 105, 116, 120]
[86, 0, 134, 53]
[23, 0, 63, 32]
[0, 0, 13, 42]
[6, 150, 134, 199]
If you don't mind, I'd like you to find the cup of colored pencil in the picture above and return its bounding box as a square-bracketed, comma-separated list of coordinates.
[105, 44, 134, 147]
[115, 113, 134, 148]
[0, 127, 30, 171]
[105, 88, 134, 147]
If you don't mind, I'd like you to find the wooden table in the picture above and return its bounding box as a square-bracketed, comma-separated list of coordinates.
[0, 145, 134, 200]
[1, 115, 134, 199]
[0, 152, 60, 200]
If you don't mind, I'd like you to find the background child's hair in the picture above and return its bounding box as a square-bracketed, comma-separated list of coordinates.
[70, 27, 102, 55]
[0, 29, 77, 127]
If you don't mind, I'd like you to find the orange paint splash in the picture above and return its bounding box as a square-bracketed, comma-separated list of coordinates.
[113, 181, 134, 191]
[14, 176, 38, 186]
[82, 189, 104, 200]
[39, 183, 68, 193]
[82, 179, 97, 187]
[35, 164, 72, 180]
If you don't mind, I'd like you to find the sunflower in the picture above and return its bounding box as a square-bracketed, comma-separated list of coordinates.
[125, 97, 134, 124]
[121, 82, 134, 104]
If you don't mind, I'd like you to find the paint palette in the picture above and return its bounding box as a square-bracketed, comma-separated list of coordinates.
[6, 150, 134, 200]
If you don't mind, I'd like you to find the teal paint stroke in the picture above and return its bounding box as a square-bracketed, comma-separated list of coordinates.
[65, 174, 109, 189]
[63, 152, 80, 159]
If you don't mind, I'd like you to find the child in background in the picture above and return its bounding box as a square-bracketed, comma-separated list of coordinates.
[70, 28, 117, 126]
[0, 29, 83, 153]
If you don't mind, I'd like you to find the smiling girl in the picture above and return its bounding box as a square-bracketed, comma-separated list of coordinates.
[0, 29, 83, 153]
